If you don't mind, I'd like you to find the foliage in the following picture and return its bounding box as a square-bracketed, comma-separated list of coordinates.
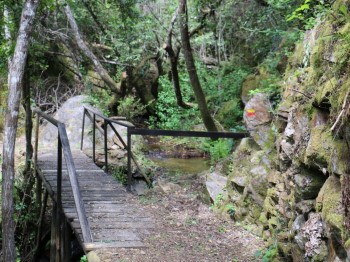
[255, 243, 279, 262]
[287, 0, 333, 29]
[148, 75, 200, 130]
[196, 61, 250, 129]
[110, 166, 128, 185]
[80, 255, 88, 262]
[84, 86, 111, 116]
[226, 203, 236, 217]
[201, 138, 234, 164]
[212, 192, 225, 208]
[117, 95, 146, 120]
[248, 54, 283, 109]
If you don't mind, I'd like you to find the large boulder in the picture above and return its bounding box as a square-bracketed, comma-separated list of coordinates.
[243, 93, 273, 148]
[38, 95, 130, 166]
[39, 95, 94, 149]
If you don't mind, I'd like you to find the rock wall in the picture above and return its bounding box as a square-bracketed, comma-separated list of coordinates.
[222, 1, 350, 261]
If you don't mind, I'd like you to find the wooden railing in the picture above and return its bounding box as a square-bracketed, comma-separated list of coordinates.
[81, 106, 249, 188]
[81, 107, 152, 187]
[33, 108, 92, 250]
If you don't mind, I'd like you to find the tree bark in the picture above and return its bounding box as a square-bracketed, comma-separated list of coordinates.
[179, 0, 217, 132]
[4, 6, 12, 73]
[2, 1, 40, 261]
[64, 4, 120, 94]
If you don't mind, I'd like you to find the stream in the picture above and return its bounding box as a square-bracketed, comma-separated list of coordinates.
[150, 157, 210, 174]
[143, 137, 211, 175]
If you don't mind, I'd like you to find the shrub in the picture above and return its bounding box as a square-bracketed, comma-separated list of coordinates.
[148, 75, 200, 130]
[118, 95, 146, 121]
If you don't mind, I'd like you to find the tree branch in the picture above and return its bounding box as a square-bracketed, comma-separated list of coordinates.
[64, 4, 120, 94]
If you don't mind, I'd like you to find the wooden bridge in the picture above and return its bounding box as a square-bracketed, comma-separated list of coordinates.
[33, 107, 248, 261]
[36, 150, 152, 249]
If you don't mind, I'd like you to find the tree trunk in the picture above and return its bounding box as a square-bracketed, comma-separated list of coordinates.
[2, 1, 40, 261]
[179, 0, 217, 132]
[64, 4, 120, 94]
[164, 8, 192, 109]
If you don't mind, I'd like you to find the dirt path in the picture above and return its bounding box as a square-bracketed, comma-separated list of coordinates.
[93, 173, 264, 262]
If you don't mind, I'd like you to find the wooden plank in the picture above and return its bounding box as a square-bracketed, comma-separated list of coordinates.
[71, 221, 154, 229]
[76, 229, 140, 241]
[83, 241, 145, 251]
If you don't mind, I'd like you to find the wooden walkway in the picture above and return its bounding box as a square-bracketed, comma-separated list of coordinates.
[37, 150, 153, 252]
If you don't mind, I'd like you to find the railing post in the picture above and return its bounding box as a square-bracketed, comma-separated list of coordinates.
[127, 128, 132, 189]
[104, 119, 108, 172]
[50, 200, 57, 262]
[81, 108, 86, 150]
[34, 114, 42, 208]
[92, 113, 96, 164]
[56, 133, 63, 262]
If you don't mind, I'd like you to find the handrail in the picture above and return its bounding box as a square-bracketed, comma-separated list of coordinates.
[81, 106, 249, 189]
[81, 107, 152, 187]
[33, 108, 92, 243]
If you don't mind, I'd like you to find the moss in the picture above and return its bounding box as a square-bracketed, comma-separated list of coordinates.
[344, 238, 350, 249]
[304, 126, 333, 168]
[329, 77, 350, 114]
[315, 77, 337, 105]
[268, 216, 282, 232]
[288, 42, 305, 68]
[233, 138, 260, 157]
[263, 188, 279, 217]
[259, 213, 268, 224]
[320, 176, 344, 231]
[251, 204, 263, 220]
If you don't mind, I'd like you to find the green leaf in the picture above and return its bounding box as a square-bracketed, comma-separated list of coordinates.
[295, 3, 310, 12]
[339, 5, 348, 16]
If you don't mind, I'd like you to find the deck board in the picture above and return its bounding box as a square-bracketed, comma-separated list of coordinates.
[37, 150, 153, 251]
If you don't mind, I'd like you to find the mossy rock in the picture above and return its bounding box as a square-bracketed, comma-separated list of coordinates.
[304, 126, 332, 169]
[304, 125, 349, 175]
[294, 168, 327, 201]
[329, 77, 350, 115]
[234, 137, 260, 156]
[316, 176, 344, 232]
[315, 77, 337, 105]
